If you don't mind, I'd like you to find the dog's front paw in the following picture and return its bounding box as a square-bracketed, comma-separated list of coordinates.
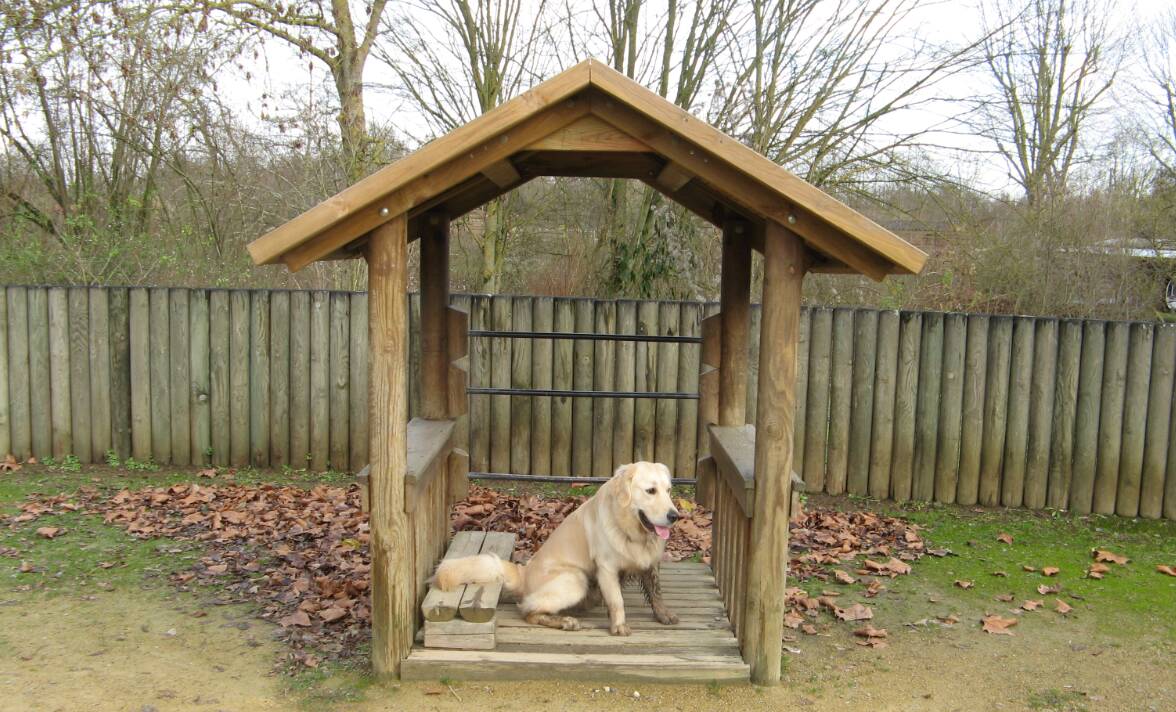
[655, 609, 679, 625]
[560, 616, 581, 631]
[610, 622, 632, 636]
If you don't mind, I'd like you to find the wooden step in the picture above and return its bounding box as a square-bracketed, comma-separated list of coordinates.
[401, 649, 750, 683]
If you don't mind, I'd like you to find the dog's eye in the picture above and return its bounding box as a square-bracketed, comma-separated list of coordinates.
[646, 487, 657, 495]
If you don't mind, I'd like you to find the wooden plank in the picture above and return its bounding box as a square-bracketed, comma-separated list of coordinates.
[1139, 325, 1175, 519]
[654, 302, 681, 471]
[512, 298, 534, 475]
[268, 292, 290, 467]
[459, 532, 516, 623]
[168, 289, 190, 465]
[742, 223, 804, 686]
[1167, 362, 1176, 522]
[911, 312, 943, 503]
[977, 317, 1012, 507]
[1093, 321, 1128, 515]
[1047, 320, 1082, 510]
[1024, 318, 1058, 510]
[406, 418, 457, 504]
[228, 290, 251, 467]
[189, 290, 211, 466]
[489, 296, 513, 474]
[549, 298, 573, 475]
[868, 310, 899, 500]
[1115, 322, 1152, 517]
[934, 313, 966, 504]
[591, 301, 615, 477]
[676, 302, 701, 478]
[1070, 321, 1105, 514]
[308, 291, 330, 471]
[419, 219, 450, 420]
[655, 160, 694, 192]
[480, 158, 522, 188]
[792, 307, 811, 478]
[528, 297, 554, 475]
[128, 288, 151, 461]
[633, 300, 658, 462]
[469, 296, 491, 472]
[328, 292, 350, 471]
[27, 290, 51, 459]
[67, 288, 91, 462]
[889, 312, 922, 501]
[846, 309, 878, 496]
[409, 291, 421, 418]
[47, 288, 73, 459]
[87, 288, 111, 460]
[494, 629, 738, 655]
[108, 288, 131, 459]
[249, 291, 270, 468]
[611, 300, 636, 470]
[366, 215, 414, 677]
[527, 114, 650, 152]
[422, 531, 487, 622]
[824, 308, 854, 495]
[708, 424, 756, 517]
[0, 291, 8, 459]
[802, 307, 832, 493]
[572, 299, 594, 474]
[1000, 317, 1034, 508]
[350, 293, 370, 470]
[208, 291, 231, 466]
[719, 222, 751, 427]
[424, 617, 496, 650]
[956, 315, 988, 506]
[400, 649, 750, 683]
[5, 288, 30, 459]
[747, 304, 761, 423]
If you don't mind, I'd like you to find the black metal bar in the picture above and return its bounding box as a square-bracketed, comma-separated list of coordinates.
[470, 472, 695, 486]
[468, 329, 702, 344]
[466, 387, 698, 400]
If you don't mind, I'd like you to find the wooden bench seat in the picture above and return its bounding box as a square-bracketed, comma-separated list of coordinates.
[420, 530, 516, 650]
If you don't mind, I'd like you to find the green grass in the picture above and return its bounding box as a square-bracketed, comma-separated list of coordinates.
[1026, 687, 1088, 711]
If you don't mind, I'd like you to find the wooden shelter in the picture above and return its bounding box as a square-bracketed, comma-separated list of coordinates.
[248, 59, 927, 685]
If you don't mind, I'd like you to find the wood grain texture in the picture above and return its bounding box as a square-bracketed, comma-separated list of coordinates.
[229, 290, 251, 467]
[189, 290, 211, 466]
[329, 292, 351, 471]
[512, 297, 535, 475]
[1070, 321, 1105, 515]
[529, 297, 554, 474]
[168, 289, 190, 465]
[6, 289, 31, 458]
[67, 288, 91, 462]
[108, 288, 131, 458]
[209, 290, 231, 466]
[792, 307, 811, 475]
[633, 300, 658, 462]
[610, 300, 635, 470]
[846, 309, 878, 495]
[87, 287, 112, 459]
[654, 302, 680, 471]
[27, 289, 51, 458]
[350, 293, 370, 470]
[1093, 321, 1128, 515]
[308, 291, 330, 471]
[912, 312, 943, 503]
[572, 299, 594, 473]
[802, 307, 832, 493]
[1047, 320, 1082, 510]
[268, 292, 290, 467]
[868, 310, 899, 499]
[249, 291, 270, 468]
[675, 302, 701, 478]
[1000, 317, 1034, 508]
[48, 288, 73, 459]
[128, 288, 151, 461]
[956, 315, 989, 506]
[590, 300, 614, 477]
[469, 296, 491, 472]
[978, 317, 1012, 507]
[1139, 325, 1174, 518]
[934, 313, 966, 503]
[0, 292, 8, 459]
[549, 298, 573, 475]
[719, 223, 751, 426]
[490, 296, 513, 474]
[1024, 319, 1058, 510]
[1115, 323, 1152, 517]
[825, 308, 854, 495]
[890, 311, 922, 502]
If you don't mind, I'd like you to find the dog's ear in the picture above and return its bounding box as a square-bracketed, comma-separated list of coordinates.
[657, 462, 672, 484]
[613, 463, 636, 508]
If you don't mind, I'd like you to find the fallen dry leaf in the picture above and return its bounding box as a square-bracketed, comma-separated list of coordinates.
[1021, 599, 1044, 611]
[954, 580, 974, 590]
[1022, 565, 1037, 572]
[834, 603, 874, 622]
[834, 570, 856, 585]
[801, 623, 818, 636]
[319, 607, 347, 623]
[856, 638, 888, 648]
[1157, 565, 1176, 577]
[197, 468, 218, 478]
[279, 611, 312, 628]
[1087, 563, 1110, 579]
[995, 593, 1014, 602]
[784, 611, 805, 629]
[864, 579, 886, 598]
[19, 560, 33, 573]
[1054, 599, 1073, 614]
[1042, 567, 1060, 577]
[853, 625, 888, 639]
[992, 571, 1008, 577]
[1037, 583, 1061, 595]
[937, 614, 960, 626]
[35, 527, 60, 539]
[1093, 549, 1129, 565]
[0, 454, 22, 473]
[981, 615, 1018, 635]
[996, 532, 1014, 545]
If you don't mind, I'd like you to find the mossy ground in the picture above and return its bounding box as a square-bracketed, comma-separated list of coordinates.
[2, 466, 1174, 711]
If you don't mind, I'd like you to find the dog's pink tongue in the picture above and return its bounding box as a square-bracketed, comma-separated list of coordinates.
[654, 525, 671, 540]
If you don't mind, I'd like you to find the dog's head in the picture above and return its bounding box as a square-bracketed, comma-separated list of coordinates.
[613, 462, 679, 540]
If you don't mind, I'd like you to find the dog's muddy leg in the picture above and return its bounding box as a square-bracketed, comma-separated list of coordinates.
[640, 564, 679, 625]
[597, 567, 630, 636]
[525, 612, 581, 631]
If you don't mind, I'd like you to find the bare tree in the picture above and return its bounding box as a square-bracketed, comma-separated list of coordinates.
[185, 0, 389, 181]
[978, 0, 1122, 206]
[1143, 9, 1176, 176]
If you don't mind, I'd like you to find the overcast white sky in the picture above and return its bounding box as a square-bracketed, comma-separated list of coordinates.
[221, 0, 1176, 197]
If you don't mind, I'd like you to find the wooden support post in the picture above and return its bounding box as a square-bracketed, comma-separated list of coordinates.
[743, 221, 805, 686]
[366, 215, 413, 677]
[420, 214, 450, 420]
[719, 220, 751, 426]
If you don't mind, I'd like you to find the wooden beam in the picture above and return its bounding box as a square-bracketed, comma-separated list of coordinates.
[282, 99, 590, 271]
[719, 219, 751, 426]
[525, 114, 652, 152]
[419, 214, 450, 419]
[516, 150, 663, 179]
[480, 160, 522, 189]
[742, 220, 806, 685]
[590, 98, 893, 281]
[366, 214, 414, 677]
[655, 161, 693, 192]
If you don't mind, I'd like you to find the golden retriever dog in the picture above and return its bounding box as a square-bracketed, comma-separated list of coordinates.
[432, 461, 681, 636]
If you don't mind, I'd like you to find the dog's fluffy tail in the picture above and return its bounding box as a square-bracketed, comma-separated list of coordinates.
[430, 554, 525, 595]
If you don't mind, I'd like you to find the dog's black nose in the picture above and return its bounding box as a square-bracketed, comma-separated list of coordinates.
[666, 510, 680, 524]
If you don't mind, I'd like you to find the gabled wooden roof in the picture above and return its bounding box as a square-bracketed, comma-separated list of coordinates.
[248, 59, 927, 280]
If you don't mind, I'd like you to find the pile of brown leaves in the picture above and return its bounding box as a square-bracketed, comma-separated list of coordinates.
[5, 481, 927, 666]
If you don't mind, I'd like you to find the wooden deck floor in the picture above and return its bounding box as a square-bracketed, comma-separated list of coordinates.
[401, 561, 749, 683]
